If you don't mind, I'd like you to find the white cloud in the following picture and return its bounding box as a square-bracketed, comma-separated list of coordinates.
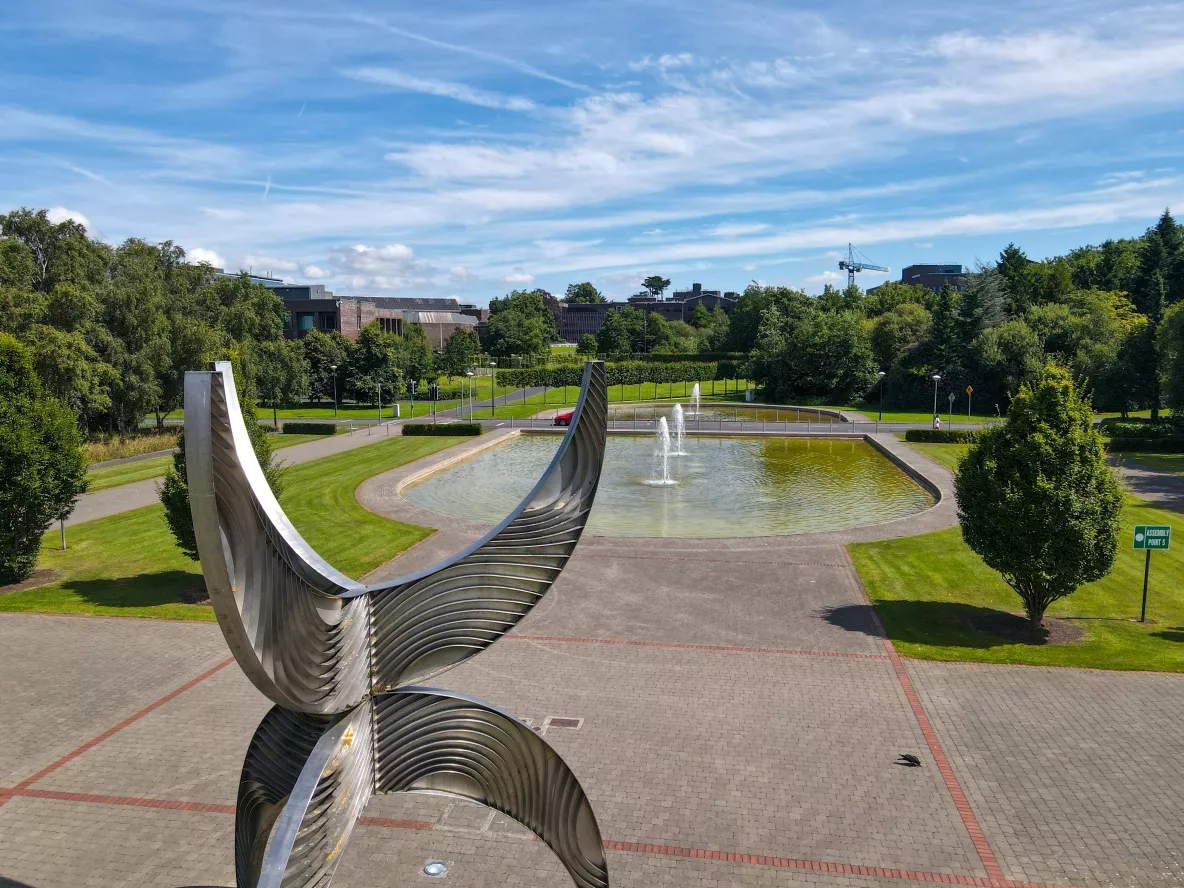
[46, 206, 91, 230]
[802, 269, 844, 289]
[711, 222, 769, 237]
[344, 67, 536, 111]
[188, 247, 226, 267]
[502, 271, 535, 285]
[449, 265, 478, 283]
[327, 243, 435, 291]
[302, 264, 330, 279]
[742, 263, 759, 272]
[242, 254, 301, 275]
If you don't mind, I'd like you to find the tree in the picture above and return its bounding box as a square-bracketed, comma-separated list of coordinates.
[486, 289, 556, 357]
[653, 319, 697, 354]
[956, 365, 1122, 628]
[255, 339, 310, 426]
[299, 329, 350, 402]
[439, 327, 481, 378]
[970, 319, 1044, 412]
[870, 303, 932, 370]
[161, 351, 283, 561]
[564, 282, 605, 304]
[997, 243, 1036, 315]
[399, 323, 436, 385]
[347, 323, 404, 403]
[727, 284, 812, 351]
[596, 308, 633, 355]
[642, 275, 672, 299]
[750, 307, 878, 403]
[1161, 302, 1184, 412]
[0, 334, 87, 583]
[25, 323, 117, 424]
[576, 333, 598, 356]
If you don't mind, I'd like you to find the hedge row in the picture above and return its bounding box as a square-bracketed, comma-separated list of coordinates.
[904, 429, 980, 443]
[1107, 436, 1184, 453]
[495, 360, 742, 389]
[403, 422, 483, 437]
[281, 422, 337, 436]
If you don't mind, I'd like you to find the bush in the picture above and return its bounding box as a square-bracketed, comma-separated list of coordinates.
[281, 422, 337, 436]
[1097, 417, 1183, 438]
[904, 429, 981, 443]
[0, 334, 88, 583]
[403, 422, 483, 437]
[1107, 436, 1184, 452]
[495, 360, 742, 390]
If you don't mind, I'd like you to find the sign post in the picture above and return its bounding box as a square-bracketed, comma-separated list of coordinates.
[948, 391, 955, 428]
[965, 385, 973, 423]
[1133, 525, 1172, 622]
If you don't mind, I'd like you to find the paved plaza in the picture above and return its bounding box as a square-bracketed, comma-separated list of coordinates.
[3, 438, 1183, 887]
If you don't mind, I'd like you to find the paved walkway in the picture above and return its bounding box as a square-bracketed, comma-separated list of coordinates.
[7, 433, 1183, 886]
[67, 423, 409, 527]
[1112, 456, 1184, 513]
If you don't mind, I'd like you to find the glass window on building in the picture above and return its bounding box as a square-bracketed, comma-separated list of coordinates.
[318, 312, 337, 331]
[283, 311, 293, 331]
[298, 313, 315, 331]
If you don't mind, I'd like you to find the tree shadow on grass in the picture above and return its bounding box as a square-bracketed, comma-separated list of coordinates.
[59, 571, 208, 609]
[823, 601, 1075, 649]
[1151, 627, 1184, 643]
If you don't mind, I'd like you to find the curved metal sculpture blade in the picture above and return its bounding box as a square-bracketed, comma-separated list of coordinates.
[369, 360, 608, 688]
[375, 689, 608, 888]
[184, 360, 611, 887]
[185, 364, 370, 714]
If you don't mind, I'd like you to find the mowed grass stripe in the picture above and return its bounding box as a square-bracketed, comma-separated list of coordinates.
[850, 496, 1184, 671]
[1, 435, 464, 620]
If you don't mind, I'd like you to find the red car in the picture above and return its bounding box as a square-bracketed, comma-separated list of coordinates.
[553, 410, 574, 427]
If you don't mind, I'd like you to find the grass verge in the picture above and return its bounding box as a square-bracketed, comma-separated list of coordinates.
[1, 436, 463, 620]
[1114, 452, 1184, 476]
[849, 496, 1184, 671]
[469, 379, 751, 419]
[898, 439, 971, 474]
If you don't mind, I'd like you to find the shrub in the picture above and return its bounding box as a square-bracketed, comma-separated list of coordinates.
[0, 334, 88, 583]
[955, 365, 1122, 628]
[1107, 436, 1184, 453]
[495, 360, 743, 390]
[904, 429, 980, 443]
[281, 422, 337, 436]
[403, 423, 483, 437]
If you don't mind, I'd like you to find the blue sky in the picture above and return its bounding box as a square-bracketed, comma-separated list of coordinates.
[3, 0, 1183, 305]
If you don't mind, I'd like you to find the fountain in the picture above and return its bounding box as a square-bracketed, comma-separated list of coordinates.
[644, 416, 678, 486]
[670, 403, 688, 456]
[687, 383, 701, 416]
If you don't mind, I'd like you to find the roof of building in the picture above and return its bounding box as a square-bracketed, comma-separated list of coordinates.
[403, 311, 475, 325]
[356, 296, 460, 311]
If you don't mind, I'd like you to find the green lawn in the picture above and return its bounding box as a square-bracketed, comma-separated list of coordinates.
[898, 440, 971, 474]
[469, 378, 751, 419]
[1114, 452, 1184, 476]
[1, 435, 463, 620]
[83, 432, 334, 492]
[849, 497, 1184, 671]
[86, 456, 174, 492]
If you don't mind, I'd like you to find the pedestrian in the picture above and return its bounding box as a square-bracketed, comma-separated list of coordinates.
[933, 414, 941, 430]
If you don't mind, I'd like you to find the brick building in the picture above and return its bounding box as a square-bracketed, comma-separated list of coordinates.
[869, 264, 967, 296]
[556, 283, 739, 342]
[275, 285, 476, 345]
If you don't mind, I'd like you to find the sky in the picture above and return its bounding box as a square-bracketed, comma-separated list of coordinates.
[2, 0, 1184, 305]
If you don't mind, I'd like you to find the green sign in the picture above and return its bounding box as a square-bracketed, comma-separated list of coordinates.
[1134, 525, 1171, 550]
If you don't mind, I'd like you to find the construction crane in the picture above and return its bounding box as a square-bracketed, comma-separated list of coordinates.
[838, 243, 888, 288]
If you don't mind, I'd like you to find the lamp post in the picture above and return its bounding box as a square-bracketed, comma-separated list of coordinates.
[330, 364, 338, 419]
[877, 371, 886, 422]
[466, 370, 474, 420]
[488, 360, 497, 417]
[931, 373, 941, 426]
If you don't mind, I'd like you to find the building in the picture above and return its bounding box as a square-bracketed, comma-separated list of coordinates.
[870, 264, 967, 296]
[274, 284, 476, 344]
[556, 283, 739, 342]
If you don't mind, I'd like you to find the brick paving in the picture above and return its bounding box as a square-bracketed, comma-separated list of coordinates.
[3, 442, 1183, 886]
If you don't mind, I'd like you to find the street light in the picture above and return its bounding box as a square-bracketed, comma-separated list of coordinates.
[877, 371, 886, 422]
[466, 370, 475, 420]
[330, 364, 338, 418]
[488, 360, 497, 417]
[931, 373, 942, 426]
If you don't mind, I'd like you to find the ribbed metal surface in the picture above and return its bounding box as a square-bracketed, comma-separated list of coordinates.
[186, 363, 370, 715]
[369, 361, 608, 688]
[184, 361, 610, 887]
[376, 689, 608, 888]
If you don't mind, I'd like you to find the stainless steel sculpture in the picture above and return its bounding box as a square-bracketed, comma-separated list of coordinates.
[184, 360, 609, 888]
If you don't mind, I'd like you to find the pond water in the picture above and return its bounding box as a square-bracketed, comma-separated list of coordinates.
[606, 404, 837, 422]
[401, 434, 932, 538]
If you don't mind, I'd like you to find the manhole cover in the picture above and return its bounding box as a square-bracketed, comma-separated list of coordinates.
[548, 717, 582, 729]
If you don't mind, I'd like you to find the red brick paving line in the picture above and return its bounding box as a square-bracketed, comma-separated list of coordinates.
[509, 634, 890, 660]
[0, 786, 1071, 888]
[3, 657, 235, 804]
[839, 548, 1009, 887]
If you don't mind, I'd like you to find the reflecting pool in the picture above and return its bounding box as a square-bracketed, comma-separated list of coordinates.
[401, 434, 933, 538]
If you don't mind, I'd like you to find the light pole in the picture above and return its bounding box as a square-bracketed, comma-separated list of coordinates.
[931, 373, 941, 426]
[410, 378, 417, 419]
[877, 371, 886, 422]
[488, 360, 496, 417]
[330, 364, 338, 418]
[466, 370, 474, 420]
